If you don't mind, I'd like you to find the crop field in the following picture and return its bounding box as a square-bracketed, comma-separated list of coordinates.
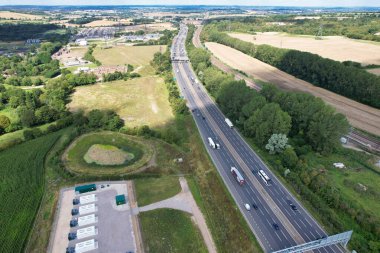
[0, 131, 61, 253]
[123, 22, 176, 32]
[228, 32, 380, 65]
[0, 11, 44, 20]
[68, 77, 174, 129]
[84, 19, 123, 27]
[140, 208, 208, 253]
[64, 132, 153, 175]
[367, 68, 380, 76]
[93, 45, 166, 67]
[135, 176, 181, 206]
[205, 42, 380, 136]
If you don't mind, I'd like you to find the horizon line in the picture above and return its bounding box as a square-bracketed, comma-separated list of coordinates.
[1, 4, 380, 8]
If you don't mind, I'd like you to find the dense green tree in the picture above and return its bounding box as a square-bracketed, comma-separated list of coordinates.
[17, 106, 36, 127]
[244, 103, 291, 145]
[307, 107, 349, 154]
[217, 80, 255, 121]
[0, 115, 11, 133]
[280, 147, 298, 169]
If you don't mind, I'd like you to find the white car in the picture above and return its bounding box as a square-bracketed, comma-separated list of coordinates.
[245, 203, 251, 211]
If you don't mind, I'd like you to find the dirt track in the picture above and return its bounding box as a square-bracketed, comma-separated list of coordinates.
[229, 32, 380, 65]
[205, 42, 380, 136]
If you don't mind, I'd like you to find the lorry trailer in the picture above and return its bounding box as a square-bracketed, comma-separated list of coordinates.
[231, 167, 245, 185]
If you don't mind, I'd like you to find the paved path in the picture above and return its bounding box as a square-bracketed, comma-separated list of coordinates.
[137, 177, 217, 253]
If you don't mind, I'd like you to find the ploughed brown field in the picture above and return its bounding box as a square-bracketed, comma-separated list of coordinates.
[205, 42, 380, 136]
[229, 32, 380, 66]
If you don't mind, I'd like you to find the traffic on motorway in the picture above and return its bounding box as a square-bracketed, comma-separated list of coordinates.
[171, 24, 344, 253]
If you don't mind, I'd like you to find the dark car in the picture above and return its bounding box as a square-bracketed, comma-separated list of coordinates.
[68, 232, 77, 241]
[70, 219, 78, 227]
[72, 199, 80, 205]
[252, 203, 258, 210]
[71, 209, 79, 216]
[289, 203, 298, 211]
[66, 247, 75, 253]
[273, 223, 280, 230]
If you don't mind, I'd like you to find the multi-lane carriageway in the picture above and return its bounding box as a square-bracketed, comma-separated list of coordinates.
[172, 25, 346, 253]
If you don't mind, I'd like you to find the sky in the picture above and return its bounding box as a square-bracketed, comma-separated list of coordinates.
[1, 0, 380, 7]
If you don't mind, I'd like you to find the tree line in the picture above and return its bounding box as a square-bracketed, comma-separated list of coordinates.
[202, 26, 380, 109]
[0, 23, 70, 42]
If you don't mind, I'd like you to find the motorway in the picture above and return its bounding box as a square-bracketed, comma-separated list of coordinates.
[172, 24, 345, 253]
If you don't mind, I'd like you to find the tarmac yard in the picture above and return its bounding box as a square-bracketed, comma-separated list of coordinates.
[49, 182, 136, 253]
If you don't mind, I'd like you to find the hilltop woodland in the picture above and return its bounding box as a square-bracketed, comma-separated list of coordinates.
[201, 23, 380, 109]
[0, 23, 70, 42]
[186, 25, 380, 252]
[209, 13, 380, 42]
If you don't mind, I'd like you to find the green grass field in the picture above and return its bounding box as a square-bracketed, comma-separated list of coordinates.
[0, 131, 62, 253]
[93, 45, 166, 67]
[65, 132, 153, 175]
[68, 76, 174, 129]
[140, 208, 207, 253]
[305, 150, 380, 221]
[135, 176, 181, 206]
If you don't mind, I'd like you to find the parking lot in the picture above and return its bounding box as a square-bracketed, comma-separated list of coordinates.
[75, 27, 116, 40]
[49, 182, 136, 253]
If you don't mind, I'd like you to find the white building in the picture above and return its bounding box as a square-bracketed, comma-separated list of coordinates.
[76, 39, 88, 46]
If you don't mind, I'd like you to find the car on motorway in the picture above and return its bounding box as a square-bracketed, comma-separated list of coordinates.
[290, 203, 298, 211]
[273, 223, 280, 230]
[252, 203, 258, 210]
[245, 203, 251, 211]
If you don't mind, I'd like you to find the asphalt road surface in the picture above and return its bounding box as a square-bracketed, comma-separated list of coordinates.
[172, 24, 345, 253]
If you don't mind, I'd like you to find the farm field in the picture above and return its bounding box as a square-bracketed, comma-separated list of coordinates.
[0, 11, 44, 20]
[93, 45, 166, 67]
[367, 68, 380, 76]
[135, 177, 181, 206]
[205, 42, 380, 136]
[68, 77, 173, 128]
[228, 32, 380, 65]
[0, 131, 61, 253]
[123, 22, 176, 32]
[84, 19, 126, 27]
[140, 208, 208, 253]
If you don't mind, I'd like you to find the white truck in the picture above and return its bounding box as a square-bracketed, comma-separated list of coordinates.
[225, 118, 233, 128]
[231, 167, 245, 185]
[208, 137, 220, 149]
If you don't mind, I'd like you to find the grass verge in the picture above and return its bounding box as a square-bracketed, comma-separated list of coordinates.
[135, 176, 181, 206]
[140, 208, 208, 253]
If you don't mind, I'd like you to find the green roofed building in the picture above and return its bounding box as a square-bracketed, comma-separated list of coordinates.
[75, 184, 96, 194]
[115, 194, 126, 205]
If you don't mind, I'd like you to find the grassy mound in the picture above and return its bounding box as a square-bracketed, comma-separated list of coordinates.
[84, 144, 135, 165]
[64, 131, 154, 175]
